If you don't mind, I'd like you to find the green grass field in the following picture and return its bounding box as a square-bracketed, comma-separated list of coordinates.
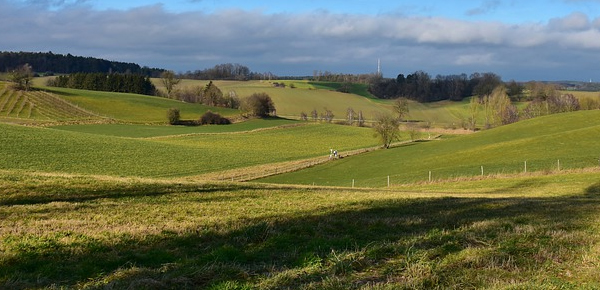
[259, 110, 600, 187]
[2, 170, 600, 289]
[0, 121, 379, 178]
[40, 86, 238, 123]
[156, 79, 393, 121]
[50, 117, 300, 138]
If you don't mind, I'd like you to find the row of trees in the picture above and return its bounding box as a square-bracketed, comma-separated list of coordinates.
[312, 71, 375, 84]
[179, 63, 253, 80]
[0, 51, 164, 77]
[164, 80, 242, 109]
[368, 71, 524, 102]
[48, 73, 156, 95]
[167, 92, 276, 125]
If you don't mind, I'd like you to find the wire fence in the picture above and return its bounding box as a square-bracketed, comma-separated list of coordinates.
[342, 157, 600, 188]
[213, 137, 441, 182]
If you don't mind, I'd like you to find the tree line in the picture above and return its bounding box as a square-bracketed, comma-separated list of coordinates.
[368, 71, 525, 102]
[48, 73, 156, 96]
[180, 63, 261, 80]
[0, 51, 164, 77]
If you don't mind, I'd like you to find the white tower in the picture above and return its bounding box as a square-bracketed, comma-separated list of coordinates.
[377, 58, 381, 76]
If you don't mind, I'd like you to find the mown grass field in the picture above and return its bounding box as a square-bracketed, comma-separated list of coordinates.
[0, 121, 379, 178]
[1, 170, 600, 289]
[40, 86, 238, 123]
[260, 110, 600, 187]
[51, 117, 300, 138]
[153, 79, 393, 122]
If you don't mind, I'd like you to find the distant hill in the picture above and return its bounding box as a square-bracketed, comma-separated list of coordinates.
[0, 51, 164, 77]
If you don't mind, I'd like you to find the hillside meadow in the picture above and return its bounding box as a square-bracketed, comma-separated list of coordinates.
[1, 170, 600, 289]
[260, 110, 600, 187]
[0, 121, 379, 178]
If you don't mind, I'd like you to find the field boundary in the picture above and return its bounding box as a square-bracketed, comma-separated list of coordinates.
[191, 135, 442, 182]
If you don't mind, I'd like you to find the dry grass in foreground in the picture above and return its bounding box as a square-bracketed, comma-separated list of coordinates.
[1, 170, 600, 289]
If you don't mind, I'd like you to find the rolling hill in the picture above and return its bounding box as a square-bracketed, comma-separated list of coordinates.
[259, 109, 600, 187]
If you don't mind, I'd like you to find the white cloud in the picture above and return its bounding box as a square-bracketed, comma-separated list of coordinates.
[455, 53, 496, 66]
[548, 12, 590, 31]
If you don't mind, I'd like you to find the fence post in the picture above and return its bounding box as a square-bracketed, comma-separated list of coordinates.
[429, 171, 432, 182]
[481, 166, 484, 176]
[524, 161, 527, 173]
[352, 179, 355, 188]
[387, 175, 390, 187]
[557, 159, 560, 171]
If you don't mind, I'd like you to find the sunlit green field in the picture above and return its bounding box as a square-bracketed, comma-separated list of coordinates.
[260, 110, 600, 187]
[51, 117, 300, 138]
[40, 86, 238, 122]
[154, 79, 393, 122]
[2, 170, 600, 289]
[0, 122, 379, 178]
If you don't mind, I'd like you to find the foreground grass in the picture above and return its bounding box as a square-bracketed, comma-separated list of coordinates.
[1, 170, 600, 289]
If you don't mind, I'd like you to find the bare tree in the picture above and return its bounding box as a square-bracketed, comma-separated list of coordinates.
[357, 110, 365, 127]
[300, 112, 308, 121]
[311, 109, 318, 121]
[468, 96, 480, 131]
[372, 113, 401, 148]
[161, 70, 180, 98]
[346, 107, 355, 125]
[323, 108, 334, 123]
[393, 97, 409, 121]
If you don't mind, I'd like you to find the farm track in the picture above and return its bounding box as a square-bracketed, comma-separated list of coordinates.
[187, 135, 441, 182]
[142, 123, 309, 139]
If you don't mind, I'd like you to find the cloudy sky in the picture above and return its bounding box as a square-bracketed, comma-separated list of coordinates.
[2, 0, 600, 81]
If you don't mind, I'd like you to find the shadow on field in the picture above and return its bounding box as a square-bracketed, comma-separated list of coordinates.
[3, 184, 600, 289]
[0, 182, 270, 206]
[487, 178, 550, 194]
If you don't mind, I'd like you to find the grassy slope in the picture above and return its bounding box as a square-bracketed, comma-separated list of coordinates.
[27, 78, 470, 126]
[160, 79, 484, 126]
[0, 122, 378, 177]
[40, 86, 238, 123]
[1, 170, 599, 289]
[260, 110, 600, 187]
[0, 82, 103, 124]
[157, 79, 392, 121]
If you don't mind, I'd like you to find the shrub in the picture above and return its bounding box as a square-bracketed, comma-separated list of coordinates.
[167, 108, 181, 125]
[240, 93, 276, 117]
[199, 111, 231, 125]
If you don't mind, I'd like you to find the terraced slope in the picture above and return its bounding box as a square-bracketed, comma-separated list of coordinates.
[0, 82, 103, 122]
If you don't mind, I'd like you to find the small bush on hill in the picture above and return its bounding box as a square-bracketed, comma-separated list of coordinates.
[199, 111, 231, 125]
[167, 108, 181, 125]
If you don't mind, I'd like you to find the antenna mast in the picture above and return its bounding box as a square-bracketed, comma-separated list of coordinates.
[377, 58, 381, 76]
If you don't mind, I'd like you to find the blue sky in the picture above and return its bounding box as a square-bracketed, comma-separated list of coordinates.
[80, 0, 600, 23]
[2, 0, 600, 80]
